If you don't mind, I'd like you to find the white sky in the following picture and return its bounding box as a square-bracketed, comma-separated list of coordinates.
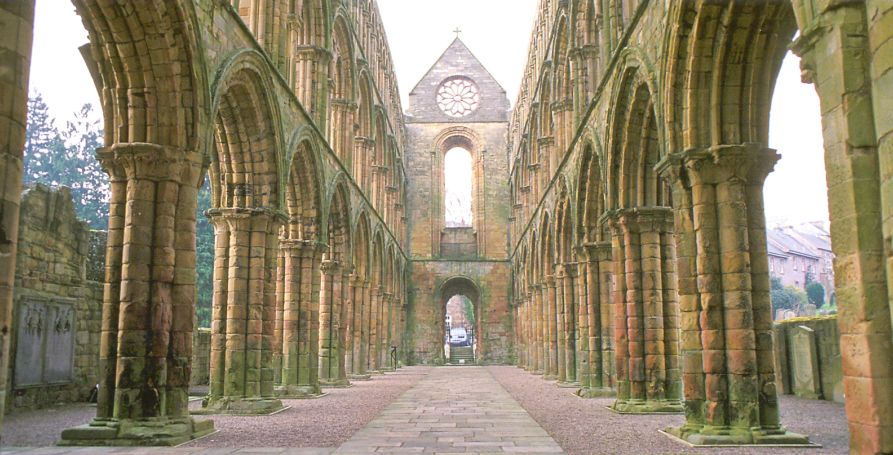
[444, 147, 473, 226]
[28, 1, 828, 227]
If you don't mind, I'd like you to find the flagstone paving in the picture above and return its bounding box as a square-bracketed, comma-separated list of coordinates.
[1, 367, 563, 454]
[332, 366, 564, 454]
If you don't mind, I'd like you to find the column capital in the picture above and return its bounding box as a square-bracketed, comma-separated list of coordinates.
[206, 207, 287, 231]
[279, 238, 322, 251]
[601, 206, 673, 234]
[330, 98, 358, 110]
[320, 260, 341, 275]
[543, 274, 556, 287]
[97, 143, 202, 184]
[354, 136, 374, 147]
[537, 136, 555, 148]
[656, 144, 779, 187]
[294, 45, 331, 62]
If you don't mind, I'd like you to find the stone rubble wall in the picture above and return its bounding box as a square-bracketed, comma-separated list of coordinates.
[774, 315, 843, 403]
[7, 184, 103, 411]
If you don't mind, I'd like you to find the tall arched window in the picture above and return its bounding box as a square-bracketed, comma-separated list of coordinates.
[444, 147, 473, 227]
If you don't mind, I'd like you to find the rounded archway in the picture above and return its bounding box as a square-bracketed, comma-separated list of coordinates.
[437, 277, 482, 364]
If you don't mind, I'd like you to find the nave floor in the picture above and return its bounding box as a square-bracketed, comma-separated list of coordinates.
[1, 366, 848, 454]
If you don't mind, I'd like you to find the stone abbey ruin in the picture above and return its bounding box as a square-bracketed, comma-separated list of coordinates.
[1, 0, 892, 453]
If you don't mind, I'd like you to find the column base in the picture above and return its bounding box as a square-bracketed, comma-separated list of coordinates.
[611, 398, 683, 414]
[193, 397, 285, 415]
[319, 378, 352, 388]
[576, 387, 616, 398]
[529, 369, 544, 375]
[59, 417, 214, 446]
[556, 381, 581, 388]
[543, 373, 558, 380]
[349, 373, 373, 380]
[664, 424, 814, 446]
[275, 384, 324, 398]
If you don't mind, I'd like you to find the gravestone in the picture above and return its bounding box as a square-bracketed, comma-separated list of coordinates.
[790, 325, 821, 399]
[14, 299, 75, 387]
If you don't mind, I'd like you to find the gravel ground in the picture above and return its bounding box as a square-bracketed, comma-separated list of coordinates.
[1, 366, 430, 448]
[488, 365, 849, 455]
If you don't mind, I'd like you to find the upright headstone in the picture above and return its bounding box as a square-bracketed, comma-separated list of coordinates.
[791, 325, 821, 399]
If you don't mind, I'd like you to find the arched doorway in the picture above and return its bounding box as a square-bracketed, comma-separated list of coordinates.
[438, 277, 481, 365]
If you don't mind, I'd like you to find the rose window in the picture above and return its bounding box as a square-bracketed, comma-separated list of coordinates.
[436, 77, 480, 117]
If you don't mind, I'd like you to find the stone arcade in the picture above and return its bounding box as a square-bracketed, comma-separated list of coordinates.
[1, 0, 892, 453]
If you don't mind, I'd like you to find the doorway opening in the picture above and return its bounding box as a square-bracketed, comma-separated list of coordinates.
[444, 294, 475, 364]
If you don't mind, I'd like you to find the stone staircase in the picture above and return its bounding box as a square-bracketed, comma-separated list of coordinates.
[449, 346, 475, 365]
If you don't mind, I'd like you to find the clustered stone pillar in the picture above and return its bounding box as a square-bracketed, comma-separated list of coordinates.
[350, 277, 371, 379]
[381, 291, 394, 370]
[561, 263, 577, 386]
[555, 267, 567, 383]
[61, 144, 214, 445]
[607, 207, 682, 413]
[202, 207, 284, 415]
[318, 258, 349, 386]
[0, 0, 32, 431]
[659, 145, 809, 445]
[368, 285, 382, 372]
[544, 275, 558, 379]
[576, 241, 615, 397]
[292, 46, 330, 125]
[277, 239, 323, 397]
[531, 284, 544, 373]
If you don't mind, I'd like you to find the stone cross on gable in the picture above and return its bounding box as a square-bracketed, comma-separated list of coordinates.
[453, 27, 462, 38]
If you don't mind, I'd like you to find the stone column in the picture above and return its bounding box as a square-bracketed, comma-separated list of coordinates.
[380, 292, 392, 370]
[273, 234, 286, 385]
[201, 207, 284, 415]
[277, 239, 323, 397]
[368, 285, 382, 371]
[350, 278, 371, 379]
[658, 145, 808, 445]
[517, 297, 528, 369]
[328, 99, 355, 164]
[530, 285, 543, 373]
[61, 144, 214, 445]
[318, 259, 349, 386]
[555, 267, 567, 383]
[791, 3, 893, 451]
[607, 207, 682, 414]
[544, 275, 559, 379]
[577, 242, 615, 397]
[292, 46, 330, 125]
[0, 0, 32, 431]
[353, 137, 373, 193]
[561, 263, 578, 386]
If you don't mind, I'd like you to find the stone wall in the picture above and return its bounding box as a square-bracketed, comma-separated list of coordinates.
[191, 328, 211, 386]
[774, 315, 843, 403]
[406, 261, 512, 365]
[7, 185, 103, 411]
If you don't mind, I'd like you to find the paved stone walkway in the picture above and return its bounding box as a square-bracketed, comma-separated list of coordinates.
[333, 366, 563, 454]
[1, 367, 563, 454]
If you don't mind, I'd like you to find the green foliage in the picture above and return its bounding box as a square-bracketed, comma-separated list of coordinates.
[195, 178, 213, 328]
[461, 295, 475, 325]
[24, 94, 108, 229]
[770, 275, 807, 315]
[806, 281, 825, 307]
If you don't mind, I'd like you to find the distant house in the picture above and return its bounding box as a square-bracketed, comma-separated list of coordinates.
[766, 222, 836, 306]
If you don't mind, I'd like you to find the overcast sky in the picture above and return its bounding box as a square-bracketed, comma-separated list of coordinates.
[28, 0, 828, 227]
